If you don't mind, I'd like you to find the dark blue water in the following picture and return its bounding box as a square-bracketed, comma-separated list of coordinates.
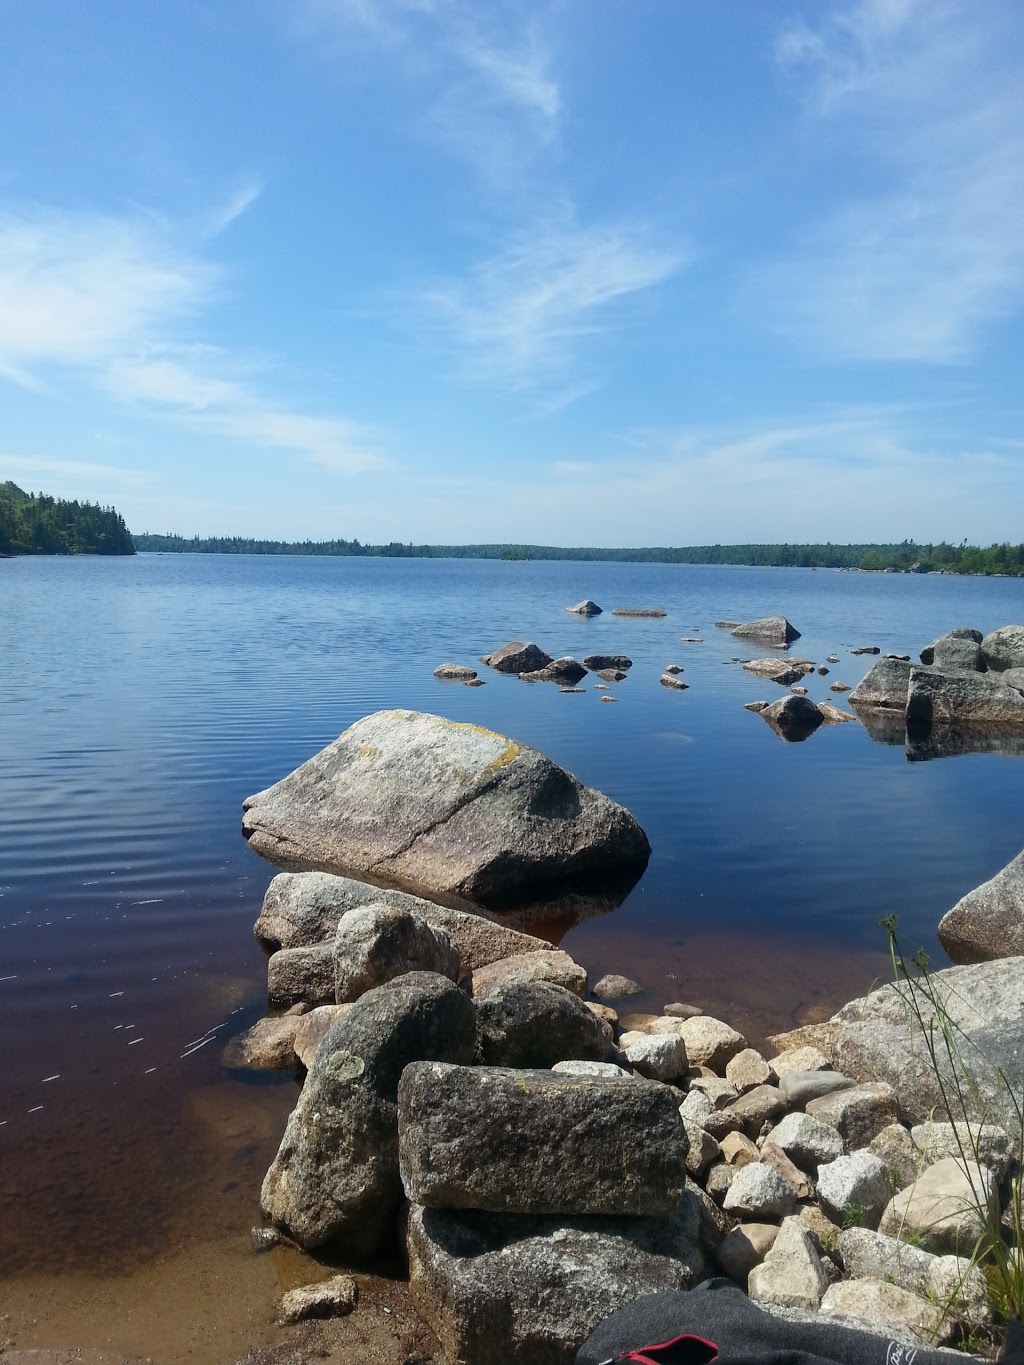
[1, 553, 1022, 1282]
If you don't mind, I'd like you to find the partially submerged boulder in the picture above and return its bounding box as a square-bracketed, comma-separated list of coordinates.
[397, 1063, 687, 1216]
[480, 641, 553, 673]
[519, 657, 587, 685]
[242, 711, 650, 905]
[906, 666, 1024, 733]
[255, 871, 549, 968]
[742, 659, 806, 687]
[848, 657, 911, 711]
[938, 846, 1024, 964]
[731, 616, 801, 646]
[583, 654, 632, 671]
[434, 664, 478, 681]
[759, 695, 824, 741]
[260, 971, 476, 1253]
[566, 600, 602, 616]
[470, 949, 587, 999]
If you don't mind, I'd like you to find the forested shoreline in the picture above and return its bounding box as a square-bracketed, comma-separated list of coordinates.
[0, 482, 134, 556]
[133, 532, 1024, 575]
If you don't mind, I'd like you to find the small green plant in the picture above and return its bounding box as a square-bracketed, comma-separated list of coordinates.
[841, 1202, 872, 1230]
[879, 916, 1024, 1344]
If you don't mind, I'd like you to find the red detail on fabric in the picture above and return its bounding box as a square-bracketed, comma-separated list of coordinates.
[622, 1332, 720, 1363]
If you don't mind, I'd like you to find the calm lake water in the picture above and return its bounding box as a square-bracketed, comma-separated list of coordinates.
[2, 553, 1023, 1354]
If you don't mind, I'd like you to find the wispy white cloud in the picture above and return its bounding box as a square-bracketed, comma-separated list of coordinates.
[421, 218, 686, 392]
[0, 451, 153, 490]
[300, 1, 560, 181]
[204, 179, 263, 236]
[0, 210, 210, 386]
[105, 354, 384, 474]
[0, 203, 382, 476]
[754, 0, 1024, 363]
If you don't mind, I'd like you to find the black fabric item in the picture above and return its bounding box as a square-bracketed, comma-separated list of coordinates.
[999, 1319, 1023, 1365]
[576, 1279, 975, 1365]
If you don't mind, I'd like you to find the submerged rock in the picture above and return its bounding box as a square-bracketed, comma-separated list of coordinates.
[742, 659, 806, 687]
[659, 673, 689, 690]
[938, 845, 1024, 964]
[434, 663, 478, 680]
[612, 608, 667, 617]
[242, 710, 650, 905]
[278, 1274, 357, 1324]
[583, 654, 633, 671]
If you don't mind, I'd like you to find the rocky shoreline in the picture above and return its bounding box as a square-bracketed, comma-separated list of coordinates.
[226, 686, 1024, 1363]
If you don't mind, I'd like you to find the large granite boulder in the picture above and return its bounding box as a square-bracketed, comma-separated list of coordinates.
[405, 1197, 704, 1365]
[481, 641, 553, 673]
[786, 958, 1024, 1130]
[333, 905, 460, 1002]
[920, 631, 984, 672]
[267, 942, 335, 1008]
[474, 980, 617, 1069]
[848, 657, 911, 711]
[731, 616, 801, 645]
[906, 667, 1024, 733]
[980, 625, 1024, 673]
[255, 870, 549, 966]
[242, 711, 650, 905]
[938, 846, 1024, 963]
[470, 948, 587, 999]
[260, 971, 476, 1253]
[919, 628, 982, 665]
[397, 1063, 687, 1216]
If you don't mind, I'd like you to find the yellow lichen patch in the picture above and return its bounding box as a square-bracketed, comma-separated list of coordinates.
[358, 745, 383, 762]
[424, 715, 525, 775]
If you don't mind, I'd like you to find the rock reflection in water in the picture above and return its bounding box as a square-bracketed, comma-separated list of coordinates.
[852, 702, 1024, 763]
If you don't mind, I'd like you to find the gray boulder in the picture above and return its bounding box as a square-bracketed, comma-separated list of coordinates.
[826, 957, 1024, 1128]
[920, 632, 984, 671]
[938, 846, 1024, 963]
[255, 870, 549, 966]
[764, 1111, 844, 1171]
[278, 1274, 357, 1324]
[722, 1163, 796, 1219]
[597, 668, 627, 682]
[592, 973, 642, 1000]
[660, 673, 689, 691]
[906, 665, 1024, 733]
[778, 1070, 853, 1106]
[878, 1157, 996, 1254]
[242, 710, 650, 904]
[848, 657, 911, 711]
[475, 980, 617, 1069]
[619, 1030, 688, 1082]
[481, 641, 553, 673]
[267, 942, 335, 1008]
[405, 1197, 704, 1365]
[583, 654, 633, 671]
[293, 1003, 351, 1067]
[747, 1217, 827, 1310]
[742, 659, 806, 687]
[981, 625, 1024, 672]
[260, 971, 476, 1253]
[805, 1083, 899, 1148]
[731, 616, 801, 645]
[760, 695, 824, 741]
[819, 1280, 944, 1347]
[470, 948, 587, 998]
[838, 1227, 935, 1294]
[397, 1063, 687, 1216]
[679, 1015, 747, 1070]
[222, 1013, 301, 1071]
[566, 600, 602, 616]
[333, 905, 460, 1003]
[520, 657, 587, 685]
[815, 1151, 891, 1226]
[910, 1120, 1012, 1180]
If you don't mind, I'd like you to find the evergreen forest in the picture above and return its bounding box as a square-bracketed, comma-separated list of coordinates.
[0, 482, 135, 556]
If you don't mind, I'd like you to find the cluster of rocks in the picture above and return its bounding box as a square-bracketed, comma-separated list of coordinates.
[435, 638, 696, 699]
[231, 864, 1021, 1359]
[849, 626, 1024, 755]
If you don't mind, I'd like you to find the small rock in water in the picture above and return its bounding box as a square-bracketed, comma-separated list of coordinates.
[464, 678, 486, 687]
[560, 687, 586, 694]
[593, 973, 643, 1001]
[679, 637, 703, 643]
[817, 665, 829, 676]
[744, 701, 769, 713]
[660, 673, 689, 690]
[583, 654, 633, 671]
[597, 668, 627, 682]
[715, 620, 742, 629]
[829, 681, 851, 692]
[663, 1001, 704, 1019]
[663, 664, 685, 674]
[566, 599, 603, 615]
[278, 1274, 357, 1324]
[434, 663, 477, 680]
[250, 1225, 282, 1254]
[850, 646, 881, 655]
[826, 655, 840, 663]
[601, 695, 619, 703]
[612, 607, 667, 617]
[790, 686, 808, 696]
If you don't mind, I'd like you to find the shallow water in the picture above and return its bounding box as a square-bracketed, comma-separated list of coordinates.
[2, 554, 1022, 1355]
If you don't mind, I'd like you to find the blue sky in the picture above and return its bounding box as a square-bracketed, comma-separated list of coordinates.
[1, 0, 1022, 545]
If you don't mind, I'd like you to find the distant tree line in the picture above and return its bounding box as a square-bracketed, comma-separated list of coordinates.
[131, 532, 1024, 575]
[0, 482, 135, 556]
